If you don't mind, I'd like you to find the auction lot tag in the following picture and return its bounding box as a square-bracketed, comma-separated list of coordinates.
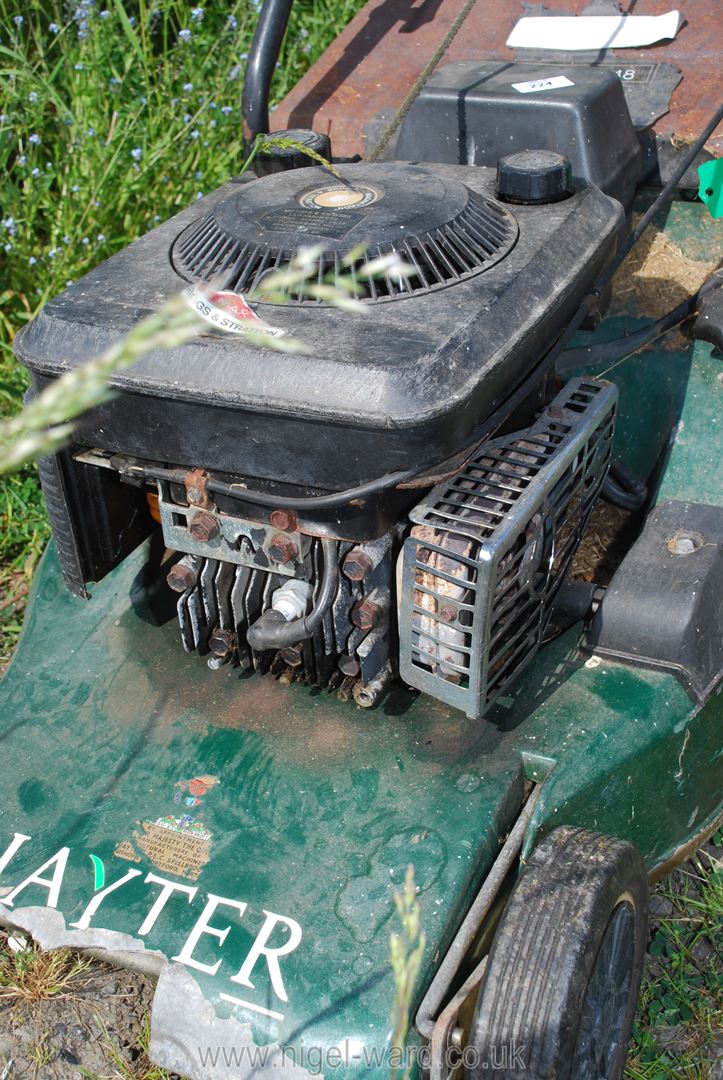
[512, 75, 574, 93]
[184, 285, 286, 339]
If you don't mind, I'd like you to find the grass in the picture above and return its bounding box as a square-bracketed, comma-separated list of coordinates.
[0, 936, 90, 1003]
[625, 837, 723, 1079]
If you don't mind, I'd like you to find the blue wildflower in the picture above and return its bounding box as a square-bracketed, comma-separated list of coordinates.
[29, 133, 41, 144]
[97, 233, 105, 242]
[227, 15, 237, 30]
[130, 146, 142, 160]
[183, 113, 191, 123]
[31, 167, 41, 177]
[28, 255, 37, 265]
[71, 184, 80, 192]
[18, 154, 27, 165]
[13, 15, 23, 27]
[4, 244, 13, 253]
[82, 236, 89, 244]
[183, 82, 193, 92]
[178, 28, 191, 41]
[190, 129, 199, 140]
[190, 7, 204, 22]
[28, 91, 39, 103]
[99, 9, 110, 17]
[74, 62, 84, 70]
[220, 105, 233, 115]
[86, 126, 95, 136]
[49, 21, 60, 32]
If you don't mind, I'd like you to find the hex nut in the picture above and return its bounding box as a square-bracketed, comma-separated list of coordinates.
[189, 512, 219, 543]
[351, 599, 380, 631]
[166, 563, 197, 593]
[270, 509, 298, 531]
[269, 534, 299, 564]
[343, 550, 373, 581]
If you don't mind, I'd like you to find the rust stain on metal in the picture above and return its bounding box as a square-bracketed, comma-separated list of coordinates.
[273, 0, 723, 159]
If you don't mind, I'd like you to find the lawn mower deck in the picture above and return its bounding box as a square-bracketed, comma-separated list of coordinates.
[1, 2, 722, 1078]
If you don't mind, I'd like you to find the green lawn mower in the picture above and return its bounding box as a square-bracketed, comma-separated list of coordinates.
[1, 1, 721, 1077]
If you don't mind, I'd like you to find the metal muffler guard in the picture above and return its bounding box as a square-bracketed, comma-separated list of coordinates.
[400, 378, 617, 719]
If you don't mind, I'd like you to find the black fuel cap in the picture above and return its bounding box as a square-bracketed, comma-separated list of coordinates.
[254, 129, 332, 176]
[496, 150, 572, 205]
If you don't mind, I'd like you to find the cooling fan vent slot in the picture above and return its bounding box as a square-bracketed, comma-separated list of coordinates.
[171, 188, 517, 303]
[399, 378, 618, 719]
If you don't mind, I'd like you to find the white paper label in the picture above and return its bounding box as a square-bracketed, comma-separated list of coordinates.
[506, 11, 683, 51]
[512, 75, 574, 94]
[184, 286, 286, 339]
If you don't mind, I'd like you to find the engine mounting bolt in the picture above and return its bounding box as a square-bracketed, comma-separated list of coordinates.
[351, 599, 380, 631]
[209, 628, 235, 659]
[166, 563, 197, 593]
[439, 603, 457, 623]
[189, 512, 219, 543]
[343, 550, 373, 581]
[270, 509, 298, 531]
[666, 530, 703, 556]
[187, 487, 203, 504]
[269, 534, 299, 564]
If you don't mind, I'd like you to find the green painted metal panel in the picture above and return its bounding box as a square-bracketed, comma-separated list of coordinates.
[1, 537, 719, 1071]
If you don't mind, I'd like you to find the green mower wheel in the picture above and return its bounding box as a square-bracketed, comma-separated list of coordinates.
[466, 827, 648, 1079]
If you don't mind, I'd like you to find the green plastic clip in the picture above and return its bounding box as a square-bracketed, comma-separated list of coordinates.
[698, 159, 723, 219]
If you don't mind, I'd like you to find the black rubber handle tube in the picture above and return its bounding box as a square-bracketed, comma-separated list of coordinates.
[242, 0, 294, 145]
[246, 538, 339, 651]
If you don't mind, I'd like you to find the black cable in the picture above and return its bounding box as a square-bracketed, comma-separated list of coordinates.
[559, 271, 723, 372]
[246, 537, 339, 650]
[212, 469, 417, 511]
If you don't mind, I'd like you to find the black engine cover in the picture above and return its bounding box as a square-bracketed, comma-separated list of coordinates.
[17, 162, 622, 491]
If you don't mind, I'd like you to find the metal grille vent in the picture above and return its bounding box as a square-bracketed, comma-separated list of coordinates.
[170, 189, 517, 303]
[399, 378, 617, 719]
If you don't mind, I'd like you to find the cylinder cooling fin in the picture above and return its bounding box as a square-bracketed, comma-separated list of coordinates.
[398, 378, 618, 719]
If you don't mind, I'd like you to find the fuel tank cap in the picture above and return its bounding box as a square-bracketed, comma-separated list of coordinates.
[496, 149, 572, 205]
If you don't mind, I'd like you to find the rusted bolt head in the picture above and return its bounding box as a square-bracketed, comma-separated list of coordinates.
[439, 603, 457, 623]
[189, 512, 219, 543]
[269, 534, 299, 564]
[343, 550, 373, 581]
[351, 599, 380, 631]
[270, 508, 297, 532]
[209, 628, 234, 659]
[166, 563, 197, 593]
[666, 530, 703, 556]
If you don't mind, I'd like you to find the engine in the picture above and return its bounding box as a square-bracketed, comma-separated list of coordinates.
[17, 155, 622, 718]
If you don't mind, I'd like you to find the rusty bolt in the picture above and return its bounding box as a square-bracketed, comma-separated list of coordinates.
[270, 508, 298, 532]
[351, 599, 380, 631]
[166, 562, 197, 593]
[209, 628, 235, 659]
[189, 512, 219, 543]
[269, 533, 299, 564]
[343, 550, 373, 581]
[439, 603, 457, 623]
